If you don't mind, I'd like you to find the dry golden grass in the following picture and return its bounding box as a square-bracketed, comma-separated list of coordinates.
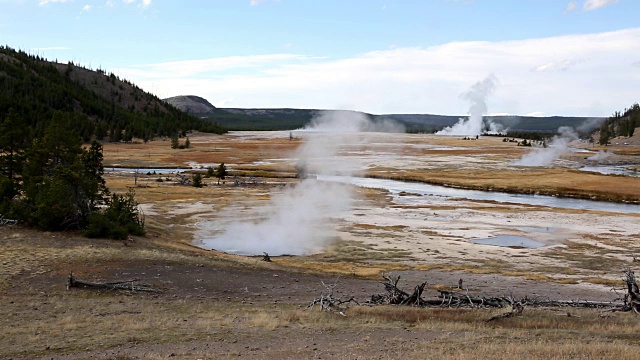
[5, 287, 640, 360]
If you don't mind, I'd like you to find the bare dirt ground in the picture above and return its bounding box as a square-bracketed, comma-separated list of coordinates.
[2, 131, 640, 359]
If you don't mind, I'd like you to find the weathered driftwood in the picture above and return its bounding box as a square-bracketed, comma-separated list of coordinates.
[66, 273, 160, 292]
[366, 270, 640, 313]
[175, 174, 191, 186]
[0, 216, 17, 226]
[307, 280, 359, 315]
[622, 269, 640, 313]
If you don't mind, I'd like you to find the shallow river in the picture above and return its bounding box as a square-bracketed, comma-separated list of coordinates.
[317, 175, 640, 214]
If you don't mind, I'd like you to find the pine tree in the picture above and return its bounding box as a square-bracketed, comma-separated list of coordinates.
[20, 112, 106, 230]
[216, 163, 227, 185]
[0, 109, 29, 183]
[192, 173, 203, 188]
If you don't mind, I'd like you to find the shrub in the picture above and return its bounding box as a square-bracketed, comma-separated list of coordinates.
[192, 173, 203, 188]
[84, 190, 145, 239]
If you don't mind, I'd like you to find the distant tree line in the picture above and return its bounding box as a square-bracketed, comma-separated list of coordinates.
[597, 103, 639, 145]
[0, 110, 144, 239]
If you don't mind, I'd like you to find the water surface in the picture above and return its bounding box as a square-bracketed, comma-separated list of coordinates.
[317, 175, 640, 214]
[471, 235, 545, 248]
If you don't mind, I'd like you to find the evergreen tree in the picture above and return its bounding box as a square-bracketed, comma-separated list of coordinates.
[18, 112, 107, 230]
[84, 189, 145, 239]
[599, 123, 610, 146]
[0, 109, 29, 184]
[216, 163, 227, 185]
[170, 135, 179, 149]
[192, 173, 203, 188]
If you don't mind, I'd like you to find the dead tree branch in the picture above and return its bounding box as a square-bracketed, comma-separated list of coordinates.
[366, 271, 640, 313]
[307, 279, 359, 315]
[623, 269, 640, 313]
[66, 273, 160, 292]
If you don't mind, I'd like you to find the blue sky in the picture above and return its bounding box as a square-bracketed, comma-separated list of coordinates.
[1, 0, 639, 116]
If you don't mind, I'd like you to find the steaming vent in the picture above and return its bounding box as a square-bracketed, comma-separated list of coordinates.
[198, 111, 402, 256]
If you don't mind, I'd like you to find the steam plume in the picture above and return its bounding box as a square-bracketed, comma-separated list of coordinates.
[576, 117, 606, 133]
[437, 74, 498, 136]
[511, 126, 578, 167]
[587, 150, 613, 161]
[200, 111, 376, 255]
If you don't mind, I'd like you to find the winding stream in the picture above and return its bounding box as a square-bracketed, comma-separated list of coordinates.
[317, 175, 640, 214]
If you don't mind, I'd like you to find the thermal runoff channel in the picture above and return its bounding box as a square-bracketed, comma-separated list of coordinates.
[199, 111, 391, 256]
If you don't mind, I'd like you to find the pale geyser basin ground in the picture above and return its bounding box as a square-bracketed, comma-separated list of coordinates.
[172, 132, 640, 285]
[118, 131, 640, 287]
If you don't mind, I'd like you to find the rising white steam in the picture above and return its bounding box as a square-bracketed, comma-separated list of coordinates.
[587, 150, 613, 161]
[200, 111, 375, 255]
[511, 127, 579, 167]
[303, 110, 405, 133]
[437, 74, 498, 136]
[576, 117, 607, 133]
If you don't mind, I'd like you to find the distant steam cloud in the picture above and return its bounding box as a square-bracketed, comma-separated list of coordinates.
[436, 74, 499, 136]
[587, 150, 613, 161]
[511, 126, 579, 167]
[303, 110, 405, 134]
[200, 111, 394, 255]
[575, 117, 607, 135]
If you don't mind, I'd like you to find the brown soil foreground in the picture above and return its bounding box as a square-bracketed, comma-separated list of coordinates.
[2, 228, 638, 360]
[2, 131, 640, 359]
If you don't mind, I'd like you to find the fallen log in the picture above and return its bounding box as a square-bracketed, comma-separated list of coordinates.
[66, 273, 160, 292]
[366, 270, 640, 312]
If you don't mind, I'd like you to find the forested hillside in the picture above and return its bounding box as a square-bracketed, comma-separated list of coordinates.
[0, 46, 225, 143]
[596, 103, 639, 145]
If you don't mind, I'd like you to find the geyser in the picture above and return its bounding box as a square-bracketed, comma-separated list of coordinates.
[199, 111, 380, 255]
[437, 74, 499, 136]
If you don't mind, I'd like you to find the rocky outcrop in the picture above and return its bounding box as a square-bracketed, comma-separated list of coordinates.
[164, 95, 216, 114]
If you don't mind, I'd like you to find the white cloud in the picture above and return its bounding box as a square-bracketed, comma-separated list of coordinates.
[82, 3, 90, 11]
[250, 0, 265, 5]
[533, 59, 578, 72]
[116, 28, 640, 117]
[39, 0, 70, 5]
[583, 0, 618, 11]
[31, 46, 70, 51]
[564, 1, 577, 12]
[120, 0, 151, 8]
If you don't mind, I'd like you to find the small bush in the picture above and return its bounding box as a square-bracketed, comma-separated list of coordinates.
[84, 190, 145, 239]
[192, 173, 203, 188]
